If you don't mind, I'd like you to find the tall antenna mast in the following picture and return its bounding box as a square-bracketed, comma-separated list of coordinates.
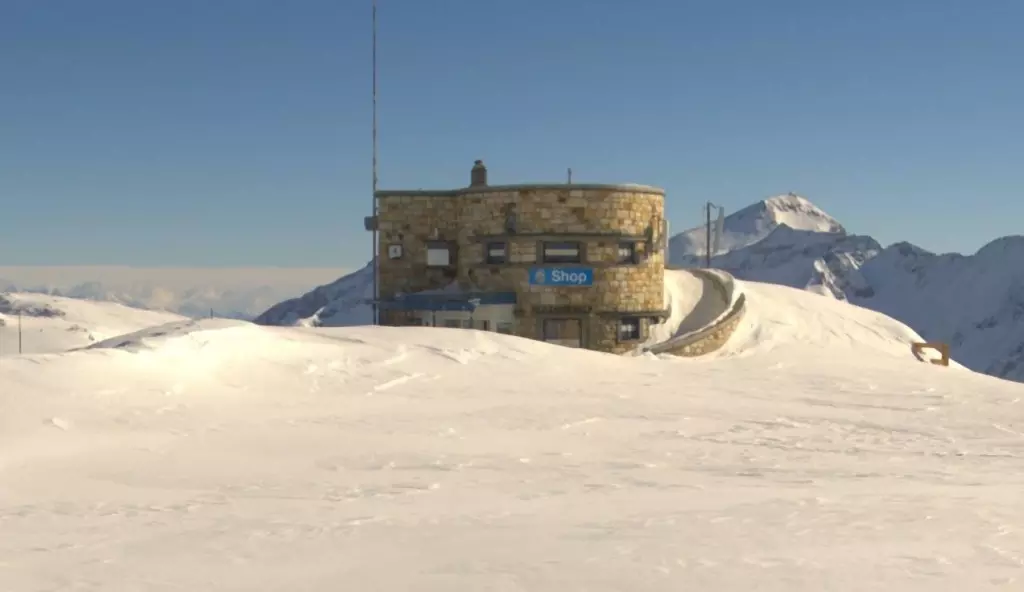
[371, 0, 379, 325]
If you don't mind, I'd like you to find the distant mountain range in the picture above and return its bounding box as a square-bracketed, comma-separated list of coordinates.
[0, 267, 346, 320]
[669, 194, 1024, 382]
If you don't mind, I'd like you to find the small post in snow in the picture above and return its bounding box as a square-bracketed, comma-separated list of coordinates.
[18, 311, 22, 354]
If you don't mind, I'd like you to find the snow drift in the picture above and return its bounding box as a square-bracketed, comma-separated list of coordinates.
[2, 280, 1022, 590]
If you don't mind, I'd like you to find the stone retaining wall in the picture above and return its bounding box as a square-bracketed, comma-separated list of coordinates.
[658, 293, 746, 357]
[645, 269, 746, 357]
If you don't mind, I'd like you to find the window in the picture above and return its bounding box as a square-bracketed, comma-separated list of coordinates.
[542, 241, 582, 264]
[443, 319, 469, 329]
[618, 317, 641, 341]
[485, 242, 507, 264]
[495, 321, 514, 335]
[426, 242, 452, 267]
[617, 241, 637, 264]
[542, 318, 583, 348]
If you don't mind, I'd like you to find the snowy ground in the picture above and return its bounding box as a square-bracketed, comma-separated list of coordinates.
[0, 292, 185, 356]
[3, 282, 1024, 591]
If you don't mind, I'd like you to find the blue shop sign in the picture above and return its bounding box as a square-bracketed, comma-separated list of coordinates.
[529, 267, 594, 287]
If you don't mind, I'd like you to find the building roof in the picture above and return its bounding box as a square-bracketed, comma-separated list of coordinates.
[374, 182, 665, 198]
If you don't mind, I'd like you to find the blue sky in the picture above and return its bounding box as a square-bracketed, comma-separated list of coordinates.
[3, 0, 1022, 267]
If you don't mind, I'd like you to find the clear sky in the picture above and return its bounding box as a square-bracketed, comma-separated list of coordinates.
[3, 0, 1022, 268]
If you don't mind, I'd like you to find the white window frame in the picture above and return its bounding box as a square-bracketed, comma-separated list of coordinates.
[426, 243, 452, 267]
[542, 241, 582, 264]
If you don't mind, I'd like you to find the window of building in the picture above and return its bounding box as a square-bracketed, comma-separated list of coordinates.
[542, 241, 582, 264]
[542, 318, 583, 348]
[618, 317, 641, 341]
[617, 241, 638, 264]
[495, 321, 514, 335]
[426, 242, 453, 267]
[443, 319, 468, 329]
[485, 242, 507, 264]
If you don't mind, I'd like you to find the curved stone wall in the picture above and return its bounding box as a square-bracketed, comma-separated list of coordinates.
[376, 183, 667, 353]
[646, 269, 747, 357]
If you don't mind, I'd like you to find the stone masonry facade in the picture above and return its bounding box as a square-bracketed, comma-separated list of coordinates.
[373, 162, 668, 354]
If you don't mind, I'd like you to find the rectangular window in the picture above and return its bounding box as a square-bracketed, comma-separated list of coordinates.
[617, 242, 637, 264]
[426, 242, 452, 267]
[542, 241, 582, 264]
[495, 321, 514, 335]
[443, 319, 469, 329]
[485, 242, 507, 264]
[618, 317, 641, 341]
[542, 318, 583, 348]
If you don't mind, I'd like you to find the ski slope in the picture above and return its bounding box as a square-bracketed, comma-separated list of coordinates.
[2, 286, 1023, 590]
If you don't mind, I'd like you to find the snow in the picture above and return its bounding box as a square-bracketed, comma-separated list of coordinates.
[667, 195, 1024, 384]
[669, 194, 845, 260]
[4, 277, 1024, 590]
[718, 280, 947, 362]
[0, 292, 185, 356]
[254, 263, 373, 327]
[854, 237, 1024, 381]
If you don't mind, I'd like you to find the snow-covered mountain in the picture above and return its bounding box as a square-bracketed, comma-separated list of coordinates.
[671, 195, 1024, 383]
[670, 193, 846, 258]
[0, 292, 185, 355]
[0, 266, 347, 320]
[253, 263, 373, 326]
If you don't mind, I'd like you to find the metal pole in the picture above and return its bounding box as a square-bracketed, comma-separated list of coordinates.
[371, 0, 380, 326]
[705, 202, 712, 269]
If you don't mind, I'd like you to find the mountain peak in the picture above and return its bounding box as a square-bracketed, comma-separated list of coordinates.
[748, 193, 845, 235]
[669, 193, 845, 261]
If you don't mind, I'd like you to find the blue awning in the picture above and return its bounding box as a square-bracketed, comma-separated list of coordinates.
[379, 291, 516, 312]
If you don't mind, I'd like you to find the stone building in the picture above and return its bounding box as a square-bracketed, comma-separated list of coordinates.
[369, 161, 669, 354]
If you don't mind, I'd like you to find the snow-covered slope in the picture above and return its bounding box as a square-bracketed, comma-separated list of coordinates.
[671, 196, 1024, 383]
[670, 193, 845, 260]
[718, 279, 933, 361]
[253, 263, 373, 326]
[0, 292, 185, 355]
[852, 237, 1024, 382]
[680, 225, 882, 301]
[4, 285, 1022, 590]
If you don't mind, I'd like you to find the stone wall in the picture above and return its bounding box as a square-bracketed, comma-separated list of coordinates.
[658, 293, 747, 357]
[376, 183, 667, 353]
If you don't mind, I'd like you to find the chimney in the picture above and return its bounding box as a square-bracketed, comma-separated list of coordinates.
[470, 160, 488, 187]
